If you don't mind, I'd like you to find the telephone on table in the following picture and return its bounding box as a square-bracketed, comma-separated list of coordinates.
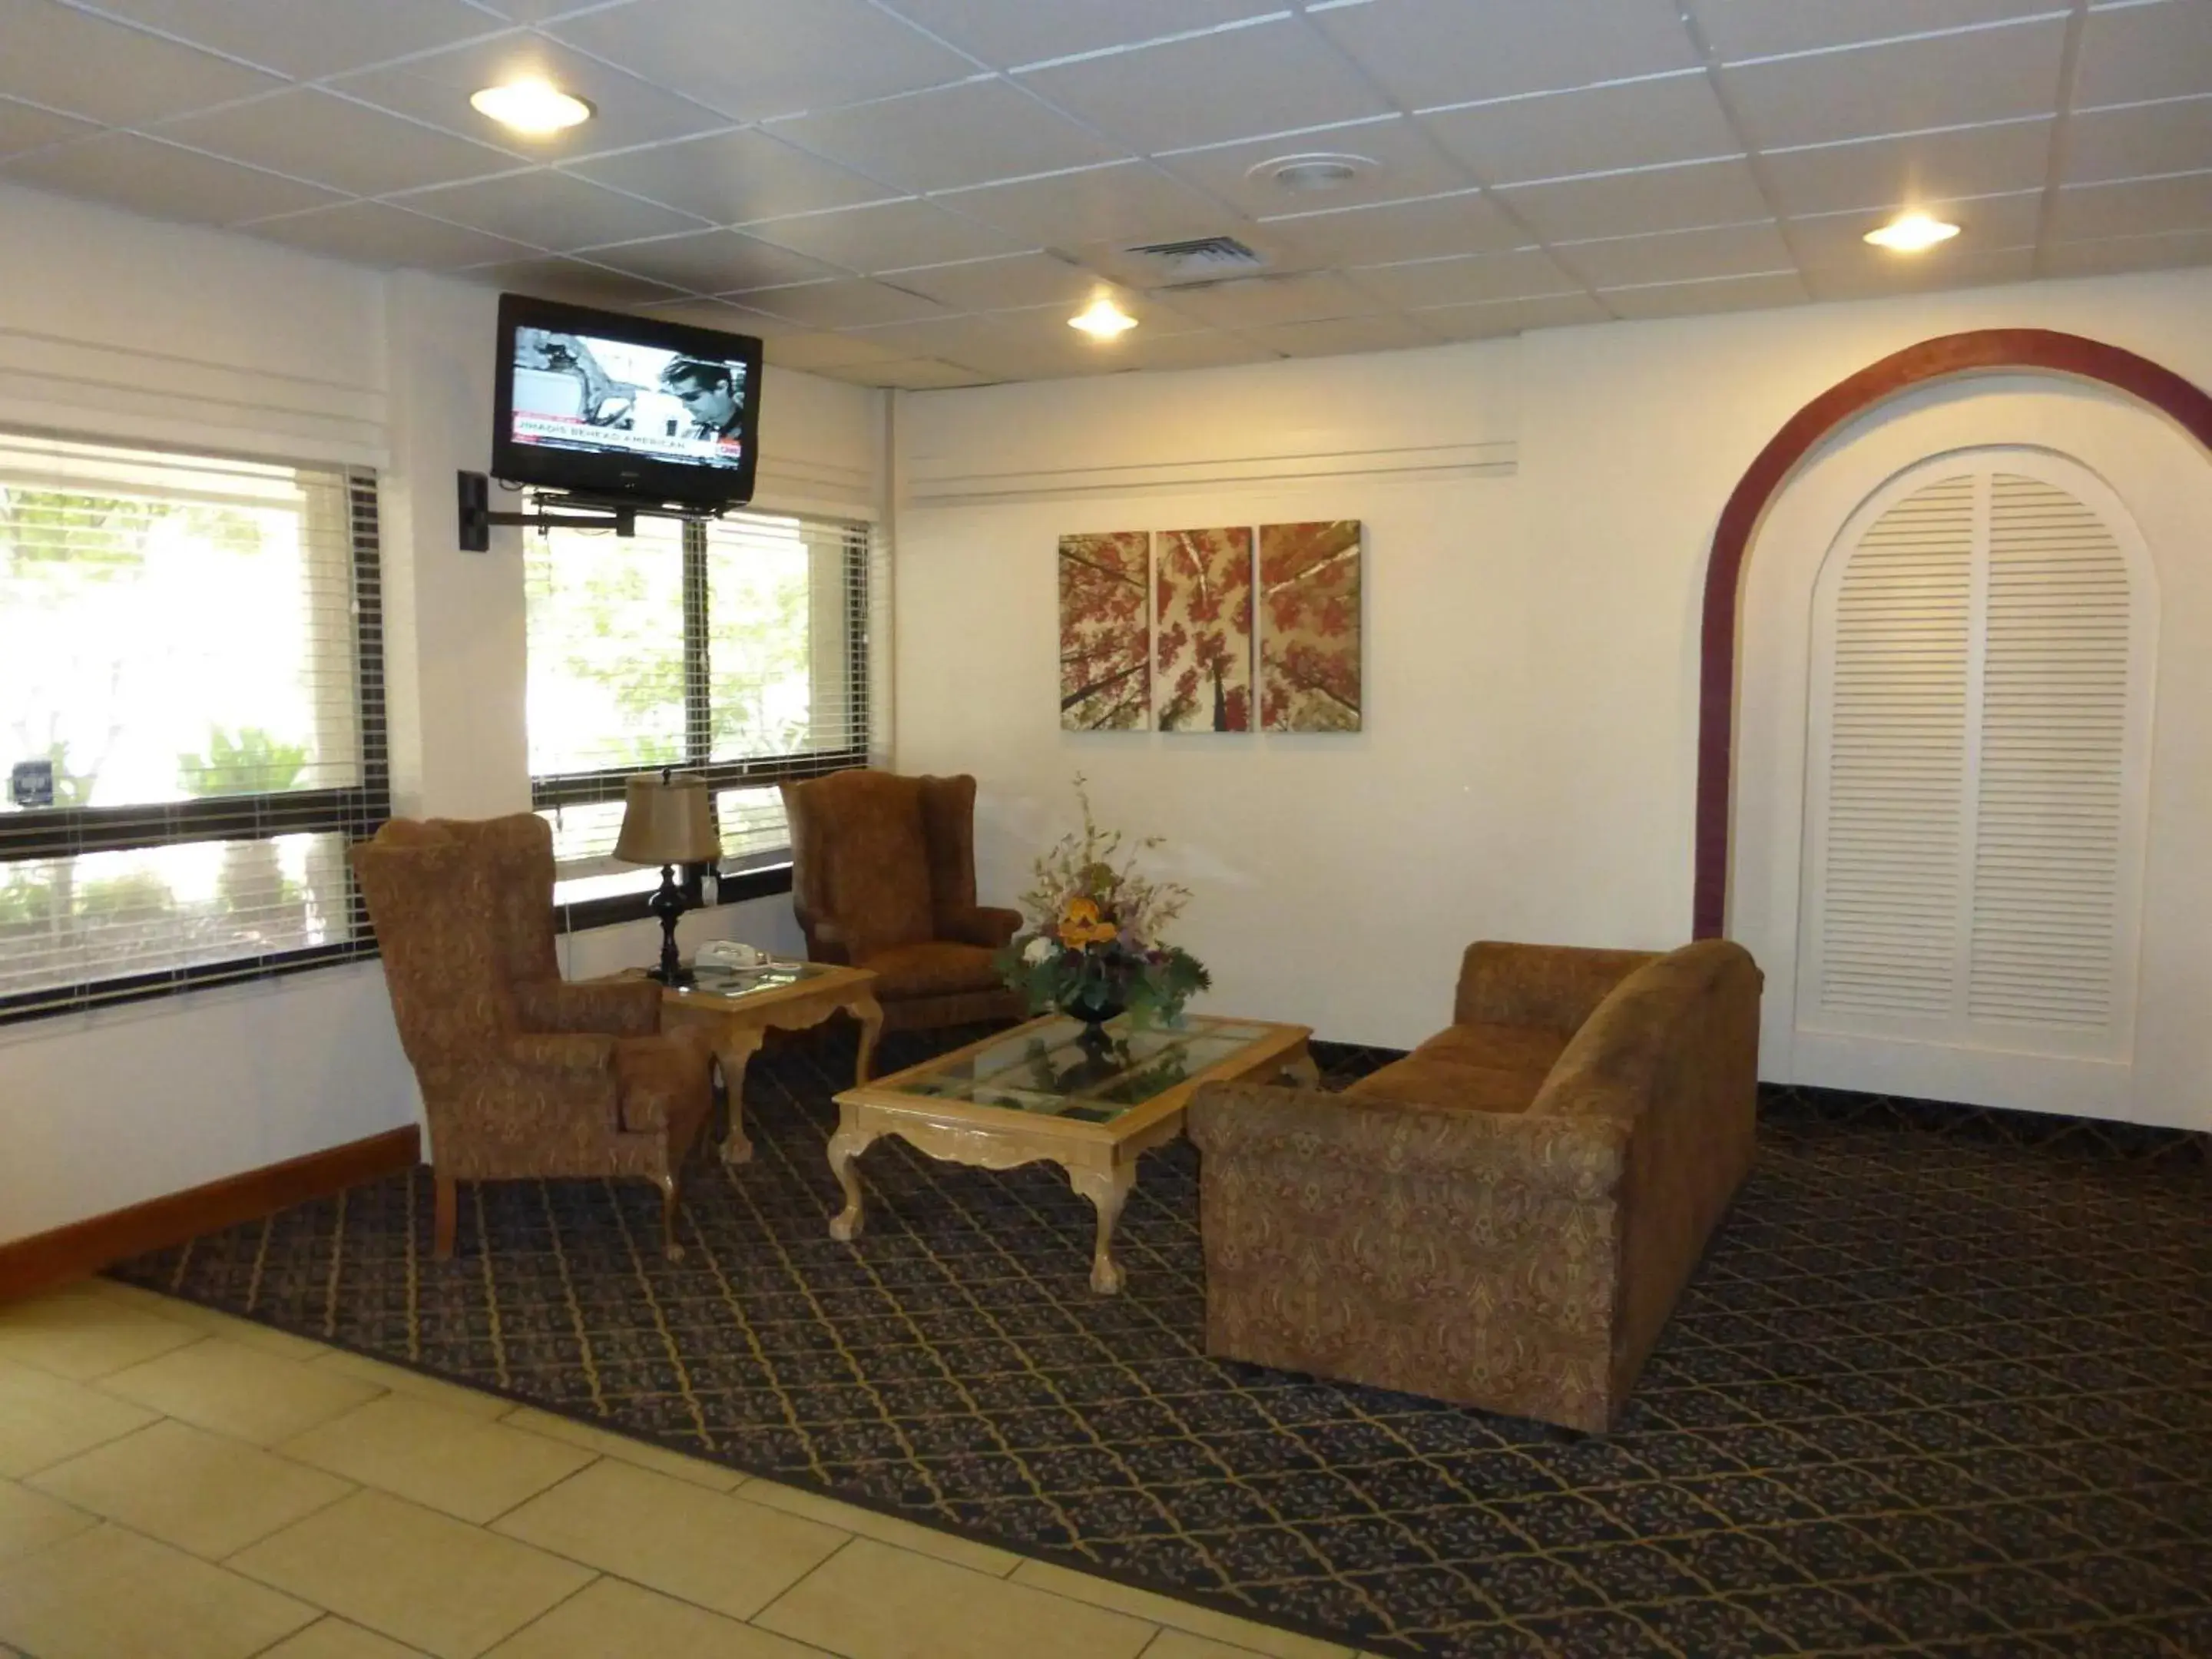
[696, 939, 771, 972]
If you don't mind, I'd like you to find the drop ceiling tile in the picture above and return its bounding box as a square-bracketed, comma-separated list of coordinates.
[0, 1, 283, 125]
[84, 0, 505, 78]
[565, 129, 899, 225]
[1687, 0, 2067, 61]
[1552, 220, 1796, 286]
[873, 0, 1282, 71]
[546, 0, 976, 123]
[2, 132, 342, 226]
[2074, 0, 2212, 108]
[1760, 118, 2055, 217]
[402, 169, 706, 251]
[586, 229, 846, 291]
[1801, 243, 2036, 298]
[1346, 247, 1585, 308]
[2048, 169, 2212, 240]
[2038, 226, 2212, 276]
[767, 79, 1126, 195]
[760, 331, 912, 371]
[1598, 268, 1811, 318]
[745, 198, 1029, 273]
[0, 96, 95, 159]
[862, 357, 1000, 389]
[1114, 329, 1280, 372]
[634, 297, 806, 336]
[935, 161, 1230, 249]
[1789, 187, 2045, 263]
[1412, 290, 1611, 339]
[1493, 156, 1771, 241]
[2065, 95, 2212, 186]
[329, 35, 730, 164]
[1259, 190, 1528, 267]
[1720, 17, 2068, 150]
[1016, 17, 1392, 154]
[732, 278, 952, 328]
[1240, 311, 1441, 357]
[843, 311, 1028, 359]
[1419, 73, 1740, 187]
[1149, 271, 1380, 328]
[157, 91, 523, 198]
[1310, 0, 1700, 110]
[1155, 115, 1480, 217]
[459, 256, 687, 307]
[875, 252, 1100, 310]
[244, 200, 544, 267]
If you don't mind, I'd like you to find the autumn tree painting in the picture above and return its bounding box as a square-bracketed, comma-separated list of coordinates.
[1154, 526, 1253, 732]
[1058, 531, 1151, 730]
[1259, 520, 1363, 732]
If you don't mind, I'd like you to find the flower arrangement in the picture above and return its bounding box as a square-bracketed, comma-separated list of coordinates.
[995, 777, 1210, 1030]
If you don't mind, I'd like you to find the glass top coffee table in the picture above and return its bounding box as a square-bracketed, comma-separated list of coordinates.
[829, 1012, 1316, 1294]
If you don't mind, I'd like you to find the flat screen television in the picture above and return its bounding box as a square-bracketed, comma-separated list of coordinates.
[491, 293, 763, 510]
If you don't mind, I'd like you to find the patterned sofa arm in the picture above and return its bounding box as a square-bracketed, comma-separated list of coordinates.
[939, 904, 1023, 950]
[1187, 1081, 1630, 1202]
[514, 976, 662, 1037]
[1452, 941, 1661, 1035]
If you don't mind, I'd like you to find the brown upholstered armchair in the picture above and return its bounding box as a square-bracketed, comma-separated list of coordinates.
[353, 813, 714, 1261]
[780, 770, 1024, 1032]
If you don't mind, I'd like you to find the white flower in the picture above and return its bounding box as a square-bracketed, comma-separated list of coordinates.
[1022, 935, 1055, 965]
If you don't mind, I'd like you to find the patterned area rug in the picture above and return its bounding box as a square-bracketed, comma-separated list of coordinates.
[117, 1027, 2210, 1657]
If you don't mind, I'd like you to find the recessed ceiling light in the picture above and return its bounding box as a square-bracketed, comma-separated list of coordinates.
[470, 79, 594, 136]
[1864, 211, 1960, 253]
[1068, 300, 1138, 339]
[1250, 152, 1376, 194]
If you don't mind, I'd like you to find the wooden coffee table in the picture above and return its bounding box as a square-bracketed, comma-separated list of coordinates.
[827, 1012, 1316, 1294]
[655, 961, 882, 1166]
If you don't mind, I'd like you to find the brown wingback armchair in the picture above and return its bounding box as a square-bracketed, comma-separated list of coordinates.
[781, 770, 1025, 1032]
[352, 813, 714, 1261]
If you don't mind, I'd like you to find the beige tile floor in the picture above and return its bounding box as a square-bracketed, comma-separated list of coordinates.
[0, 1280, 1388, 1659]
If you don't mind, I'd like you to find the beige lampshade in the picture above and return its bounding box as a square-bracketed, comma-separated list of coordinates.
[613, 771, 718, 865]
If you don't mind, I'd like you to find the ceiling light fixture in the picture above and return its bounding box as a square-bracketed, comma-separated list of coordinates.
[1863, 211, 1960, 253]
[1068, 300, 1138, 339]
[470, 79, 594, 136]
[1250, 152, 1375, 194]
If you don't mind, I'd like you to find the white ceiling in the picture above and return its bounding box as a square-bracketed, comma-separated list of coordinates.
[2, 0, 2208, 388]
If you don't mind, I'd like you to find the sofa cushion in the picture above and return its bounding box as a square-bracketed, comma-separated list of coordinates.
[1343, 1056, 1550, 1114]
[1413, 1021, 1571, 1075]
[859, 940, 1002, 1001]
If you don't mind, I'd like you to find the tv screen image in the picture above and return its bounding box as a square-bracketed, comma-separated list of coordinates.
[510, 329, 750, 472]
[492, 293, 763, 509]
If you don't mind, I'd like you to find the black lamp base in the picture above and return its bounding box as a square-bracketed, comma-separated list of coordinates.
[645, 863, 694, 985]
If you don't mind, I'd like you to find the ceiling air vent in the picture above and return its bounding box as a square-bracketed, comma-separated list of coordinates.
[1124, 234, 1268, 284]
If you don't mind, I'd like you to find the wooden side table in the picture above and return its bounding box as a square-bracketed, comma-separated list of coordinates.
[653, 962, 882, 1165]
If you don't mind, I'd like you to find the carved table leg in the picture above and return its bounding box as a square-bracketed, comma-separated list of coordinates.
[827, 1109, 876, 1242]
[1282, 1045, 1321, 1088]
[1069, 1161, 1136, 1295]
[851, 993, 885, 1084]
[715, 1025, 767, 1166]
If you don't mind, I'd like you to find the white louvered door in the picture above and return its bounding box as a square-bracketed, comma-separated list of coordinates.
[1798, 451, 2154, 1079]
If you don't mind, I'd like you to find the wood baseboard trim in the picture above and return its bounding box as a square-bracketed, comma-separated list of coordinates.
[0, 1126, 420, 1303]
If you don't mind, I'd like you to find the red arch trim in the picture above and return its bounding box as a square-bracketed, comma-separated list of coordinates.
[1694, 327, 2212, 939]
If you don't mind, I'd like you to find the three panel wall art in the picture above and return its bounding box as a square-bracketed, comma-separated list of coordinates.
[1058, 522, 1363, 733]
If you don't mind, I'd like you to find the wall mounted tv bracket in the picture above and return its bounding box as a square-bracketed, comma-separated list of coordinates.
[456, 471, 729, 552]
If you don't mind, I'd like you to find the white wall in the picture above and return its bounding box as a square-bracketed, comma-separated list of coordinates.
[0, 185, 882, 1244]
[891, 264, 2212, 1128]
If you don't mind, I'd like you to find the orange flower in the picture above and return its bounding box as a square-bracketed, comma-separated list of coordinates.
[1057, 896, 1119, 948]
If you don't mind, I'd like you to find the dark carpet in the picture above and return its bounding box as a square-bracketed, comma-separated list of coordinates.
[115, 1026, 2211, 1657]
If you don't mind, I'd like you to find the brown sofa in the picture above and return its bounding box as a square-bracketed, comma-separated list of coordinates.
[353, 813, 715, 1261]
[1187, 939, 1762, 1432]
[781, 769, 1025, 1032]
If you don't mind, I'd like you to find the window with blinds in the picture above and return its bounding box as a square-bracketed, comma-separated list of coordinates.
[0, 430, 387, 1022]
[524, 505, 879, 918]
[1799, 453, 2154, 1060]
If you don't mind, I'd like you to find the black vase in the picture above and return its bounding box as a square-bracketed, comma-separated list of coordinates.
[1064, 993, 1126, 1049]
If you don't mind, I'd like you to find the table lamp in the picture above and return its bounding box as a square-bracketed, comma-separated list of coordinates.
[614, 768, 719, 984]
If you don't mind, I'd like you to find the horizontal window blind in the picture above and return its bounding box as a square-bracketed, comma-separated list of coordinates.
[0, 429, 386, 1020]
[525, 505, 879, 912]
